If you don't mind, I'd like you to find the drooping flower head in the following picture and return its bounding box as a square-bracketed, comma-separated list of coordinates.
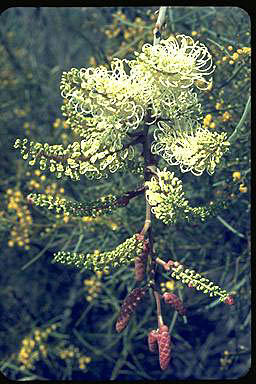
[132, 34, 215, 90]
[152, 118, 230, 176]
[60, 58, 147, 153]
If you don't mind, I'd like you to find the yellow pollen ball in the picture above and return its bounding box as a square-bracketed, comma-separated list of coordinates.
[222, 111, 231, 121]
[63, 216, 69, 223]
[239, 184, 247, 193]
[166, 280, 175, 290]
[232, 171, 241, 181]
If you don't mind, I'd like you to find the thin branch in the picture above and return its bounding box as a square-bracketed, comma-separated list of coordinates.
[153, 6, 168, 45]
[168, 7, 175, 33]
[140, 205, 151, 237]
[228, 95, 251, 144]
[154, 290, 164, 328]
[168, 310, 178, 334]
[216, 215, 245, 239]
[141, 110, 154, 237]
[155, 257, 167, 269]
[215, 64, 246, 90]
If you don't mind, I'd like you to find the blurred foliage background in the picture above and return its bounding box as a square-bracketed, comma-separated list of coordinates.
[0, 6, 250, 380]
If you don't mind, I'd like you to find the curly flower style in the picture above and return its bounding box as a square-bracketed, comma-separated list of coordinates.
[60, 59, 147, 151]
[152, 118, 230, 176]
[131, 34, 215, 90]
[60, 35, 211, 144]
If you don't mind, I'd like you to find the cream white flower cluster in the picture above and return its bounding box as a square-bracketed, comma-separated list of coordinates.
[61, 34, 214, 143]
[145, 168, 188, 224]
[133, 34, 215, 90]
[60, 59, 147, 152]
[152, 118, 230, 176]
[15, 34, 228, 180]
[60, 33, 227, 178]
[127, 34, 214, 124]
[145, 168, 211, 224]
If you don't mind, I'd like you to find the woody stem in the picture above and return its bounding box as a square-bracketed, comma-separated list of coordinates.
[154, 290, 164, 328]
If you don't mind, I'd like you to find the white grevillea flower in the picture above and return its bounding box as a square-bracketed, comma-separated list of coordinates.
[152, 119, 230, 176]
[133, 34, 215, 90]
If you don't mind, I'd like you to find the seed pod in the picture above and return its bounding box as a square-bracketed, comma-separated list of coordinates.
[134, 240, 149, 281]
[116, 287, 147, 333]
[157, 325, 171, 371]
[148, 329, 158, 352]
[116, 313, 130, 333]
[162, 292, 186, 316]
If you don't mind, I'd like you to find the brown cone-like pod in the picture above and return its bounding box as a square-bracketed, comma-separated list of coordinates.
[134, 240, 149, 281]
[157, 325, 171, 371]
[148, 329, 158, 352]
[162, 292, 186, 316]
[116, 287, 147, 333]
[116, 313, 130, 333]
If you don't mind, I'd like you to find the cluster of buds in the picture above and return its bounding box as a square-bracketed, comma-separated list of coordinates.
[145, 167, 213, 225]
[27, 191, 136, 218]
[116, 287, 148, 333]
[27, 185, 145, 220]
[53, 234, 144, 272]
[13, 138, 138, 181]
[160, 259, 234, 304]
[148, 325, 171, 370]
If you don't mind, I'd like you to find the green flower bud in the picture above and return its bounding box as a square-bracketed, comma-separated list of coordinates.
[53, 234, 144, 272]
